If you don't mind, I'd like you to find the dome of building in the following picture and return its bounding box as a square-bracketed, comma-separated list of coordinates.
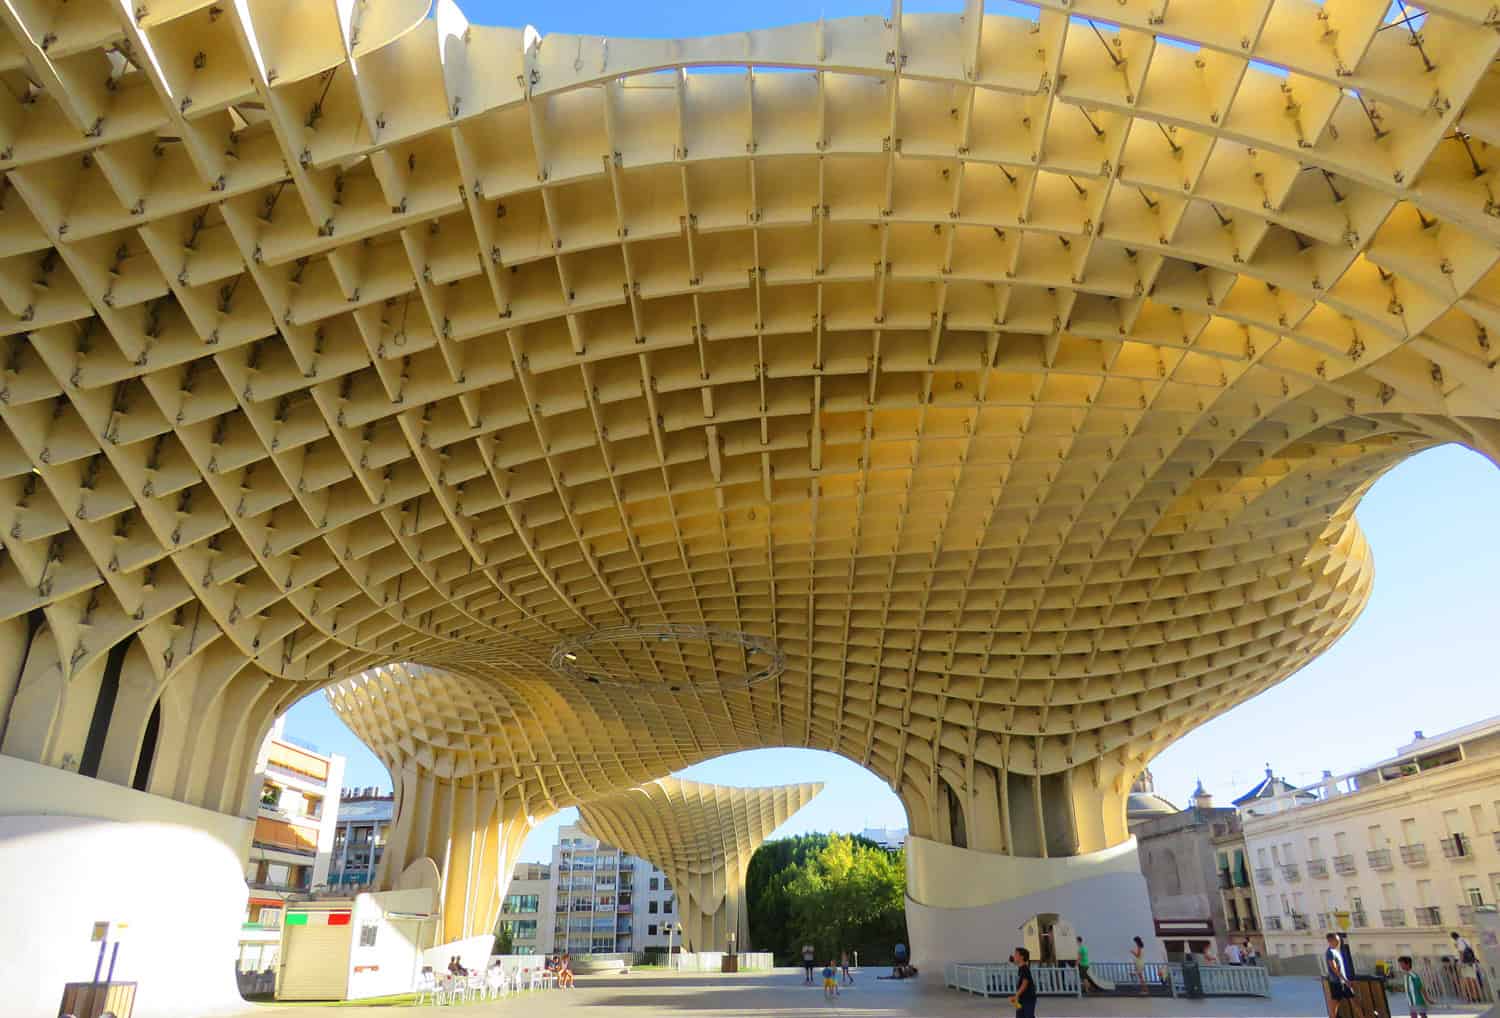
[1127, 792, 1181, 821]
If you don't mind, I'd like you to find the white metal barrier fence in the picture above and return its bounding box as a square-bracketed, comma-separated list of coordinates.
[1346, 954, 1495, 1007]
[672, 951, 774, 972]
[944, 963, 1081, 996]
[946, 961, 1270, 998]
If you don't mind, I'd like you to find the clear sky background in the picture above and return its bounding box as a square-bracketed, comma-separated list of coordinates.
[282, 0, 1500, 861]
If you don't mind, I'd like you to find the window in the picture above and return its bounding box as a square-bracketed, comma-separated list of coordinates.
[648, 924, 658, 936]
[1367, 824, 1385, 849]
[649, 877, 659, 891]
[504, 894, 540, 914]
[663, 878, 672, 890]
[663, 896, 673, 913]
[359, 923, 378, 947]
[501, 920, 538, 937]
[260, 784, 281, 808]
[1308, 836, 1322, 858]
[1334, 832, 1348, 855]
[1257, 847, 1269, 866]
[1462, 878, 1484, 906]
[304, 794, 323, 820]
[648, 901, 658, 914]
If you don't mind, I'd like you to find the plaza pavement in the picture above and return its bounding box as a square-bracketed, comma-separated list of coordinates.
[243, 968, 1494, 1018]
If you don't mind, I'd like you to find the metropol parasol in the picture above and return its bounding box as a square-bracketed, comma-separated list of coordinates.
[0, 0, 1495, 1014]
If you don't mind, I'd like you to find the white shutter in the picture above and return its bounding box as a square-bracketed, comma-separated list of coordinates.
[278, 924, 352, 1000]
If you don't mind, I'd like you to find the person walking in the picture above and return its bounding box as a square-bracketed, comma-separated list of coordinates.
[1399, 956, 1428, 1018]
[1077, 936, 1100, 993]
[840, 950, 853, 985]
[1131, 936, 1148, 996]
[1325, 933, 1356, 1018]
[1225, 940, 1244, 966]
[1453, 931, 1483, 1002]
[802, 943, 816, 985]
[1008, 947, 1037, 1018]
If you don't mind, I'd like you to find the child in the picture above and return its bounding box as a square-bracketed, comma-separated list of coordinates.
[1399, 956, 1428, 1018]
[1008, 946, 1036, 1018]
[823, 960, 839, 998]
[840, 950, 853, 985]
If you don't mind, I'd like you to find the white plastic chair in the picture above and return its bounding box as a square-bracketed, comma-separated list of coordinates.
[466, 972, 485, 1001]
[486, 964, 508, 999]
[415, 967, 438, 1005]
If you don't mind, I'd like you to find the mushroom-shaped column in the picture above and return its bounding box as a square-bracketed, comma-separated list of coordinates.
[578, 777, 822, 953]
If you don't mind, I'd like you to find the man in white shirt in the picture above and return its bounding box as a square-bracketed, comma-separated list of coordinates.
[1224, 941, 1245, 966]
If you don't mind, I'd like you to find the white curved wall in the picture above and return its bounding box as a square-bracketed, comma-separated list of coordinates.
[905, 835, 1164, 971]
[0, 756, 251, 1018]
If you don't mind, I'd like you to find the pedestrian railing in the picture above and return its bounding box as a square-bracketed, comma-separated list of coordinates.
[946, 961, 1269, 998]
[1180, 964, 1272, 997]
[944, 963, 1080, 997]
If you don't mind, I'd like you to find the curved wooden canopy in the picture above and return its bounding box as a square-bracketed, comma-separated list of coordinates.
[0, 1, 1494, 929]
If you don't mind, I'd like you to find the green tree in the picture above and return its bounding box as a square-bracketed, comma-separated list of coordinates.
[493, 923, 514, 956]
[745, 833, 907, 965]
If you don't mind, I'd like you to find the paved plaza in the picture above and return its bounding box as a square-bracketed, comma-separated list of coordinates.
[243, 969, 1492, 1018]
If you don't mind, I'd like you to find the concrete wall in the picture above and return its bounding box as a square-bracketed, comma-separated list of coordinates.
[345, 888, 437, 1000]
[905, 835, 1164, 972]
[0, 755, 251, 1018]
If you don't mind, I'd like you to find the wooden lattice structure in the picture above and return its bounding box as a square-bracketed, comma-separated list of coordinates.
[0, 0, 1495, 941]
[577, 777, 822, 952]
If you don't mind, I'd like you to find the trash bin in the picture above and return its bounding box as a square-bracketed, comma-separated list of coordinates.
[59, 981, 136, 1018]
[1181, 955, 1203, 998]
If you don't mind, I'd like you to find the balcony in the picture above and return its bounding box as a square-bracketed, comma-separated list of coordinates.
[1281, 863, 1301, 883]
[1291, 912, 1310, 931]
[1414, 906, 1442, 927]
[1459, 905, 1480, 925]
[1265, 916, 1283, 931]
[1380, 908, 1407, 928]
[1350, 911, 1369, 929]
[1440, 834, 1473, 860]
[1255, 867, 1275, 885]
[1399, 843, 1428, 866]
[1366, 849, 1393, 871]
[1333, 854, 1357, 876]
[1306, 858, 1329, 879]
[1316, 913, 1330, 930]
[1225, 917, 1241, 932]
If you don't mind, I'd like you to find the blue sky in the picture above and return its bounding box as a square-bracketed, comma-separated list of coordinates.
[285, 444, 1500, 860]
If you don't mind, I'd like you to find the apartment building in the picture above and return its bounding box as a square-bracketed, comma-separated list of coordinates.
[500, 862, 555, 956]
[238, 718, 345, 974]
[329, 789, 394, 890]
[1243, 716, 1500, 966]
[547, 824, 678, 956]
[1210, 809, 1265, 957]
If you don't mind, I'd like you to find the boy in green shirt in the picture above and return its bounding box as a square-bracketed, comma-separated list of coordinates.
[1398, 956, 1427, 1018]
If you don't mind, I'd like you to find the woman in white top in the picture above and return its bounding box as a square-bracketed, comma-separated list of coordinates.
[1131, 936, 1148, 996]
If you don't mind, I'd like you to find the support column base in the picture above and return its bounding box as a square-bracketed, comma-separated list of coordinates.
[0, 756, 251, 1018]
[904, 835, 1163, 975]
